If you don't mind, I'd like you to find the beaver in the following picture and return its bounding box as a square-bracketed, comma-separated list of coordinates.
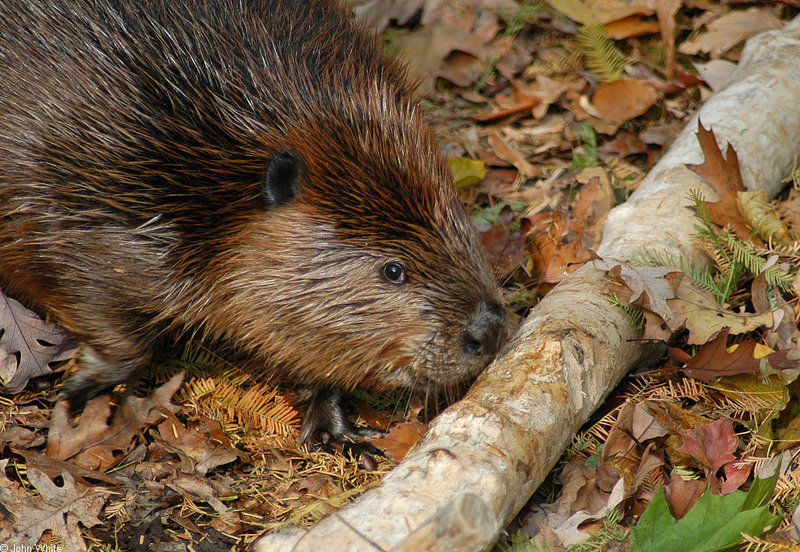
[0, 0, 505, 442]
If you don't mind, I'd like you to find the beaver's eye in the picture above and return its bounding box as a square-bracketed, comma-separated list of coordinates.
[382, 262, 407, 284]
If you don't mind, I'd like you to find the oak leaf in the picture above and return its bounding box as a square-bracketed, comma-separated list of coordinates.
[0, 287, 76, 393]
[0, 464, 105, 549]
[688, 122, 751, 239]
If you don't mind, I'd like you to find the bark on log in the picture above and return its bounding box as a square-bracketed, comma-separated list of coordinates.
[254, 17, 800, 552]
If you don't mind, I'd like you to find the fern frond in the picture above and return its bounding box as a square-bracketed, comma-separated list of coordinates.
[576, 24, 627, 82]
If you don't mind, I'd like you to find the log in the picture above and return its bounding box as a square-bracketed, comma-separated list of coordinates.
[254, 16, 800, 552]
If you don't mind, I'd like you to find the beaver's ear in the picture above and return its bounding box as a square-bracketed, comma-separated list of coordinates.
[263, 150, 305, 206]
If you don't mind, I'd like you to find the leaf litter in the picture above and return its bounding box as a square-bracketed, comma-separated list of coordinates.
[1, 0, 800, 550]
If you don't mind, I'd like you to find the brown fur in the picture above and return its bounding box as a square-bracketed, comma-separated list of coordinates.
[0, 0, 504, 436]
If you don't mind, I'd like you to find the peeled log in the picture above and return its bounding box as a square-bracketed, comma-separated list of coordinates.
[254, 17, 800, 552]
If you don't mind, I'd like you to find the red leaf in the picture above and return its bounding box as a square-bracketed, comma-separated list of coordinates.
[678, 418, 738, 473]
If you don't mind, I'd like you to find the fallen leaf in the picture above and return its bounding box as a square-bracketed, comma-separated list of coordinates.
[353, 0, 426, 32]
[693, 60, 737, 91]
[369, 420, 427, 462]
[682, 329, 761, 382]
[157, 410, 245, 476]
[632, 403, 670, 442]
[663, 473, 705, 519]
[487, 130, 537, 178]
[533, 213, 594, 284]
[0, 286, 77, 393]
[473, 84, 540, 123]
[630, 480, 781, 552]
[669, 280, 773, 344]
[478, 204, 532, 276]
[677, 418, 738, 473]
[0, 467, 106, 549]
[597, 258, 774, 343]
[604, 15, 660, 39]
[449, 157, 486, 188]
[678, 7, 784, 58]
[777, 186, 800, 235]
[18, 448, 121, 486]
[655, 0, 681, 78]
[714, 374, 787, 415]
[46, 373, 184, 471]
[598, 130, 651, 157]
[715, 461, 751, 495]
[547, 0, 654, 25]
[555, 455, 609, 517]
[592, 78, 659, 122]
[688, 122, 751, 239]
[595, 260, 683, 328]
[738, 189, 793, 245]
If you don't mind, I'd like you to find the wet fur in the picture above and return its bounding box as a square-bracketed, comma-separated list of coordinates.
[0, 0, 504, 434]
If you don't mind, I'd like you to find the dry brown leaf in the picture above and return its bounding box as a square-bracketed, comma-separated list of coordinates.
[679, 7, 784, 58]
[369, 420, 427, 463]
[555, 455, 610, 516]
[487, 130, 537, 178]
[473, 85, 540, 123]
[776, 186, 800, 236]
[392, 25, 486, 94]
[677, 418, 738, 473]
[693, 59, 737, 91]
[604, 15, 660, 39]
[598, 259, 773, 343]
[353, 0, 427, 32]
[688, 122, 748, 240]
[592, 79, 659, 122]
[0, 466, 105, 549]
[663, 473, 705, 519]
[675, 417, 750, 494]
[655, 0, 681, 78]
[682, 329, 761, 382]
[0, 287, 77, 393]
[46, 372, 185, 471]
[18, 448, 121, 486]
[598, 130, 651, 158]
[532, 177, 611, 284]
[532, 213, 590, 284]
[631, 402, 669, 442]
[157, 410, 245, 476]
[596, 260, 683, 326]
[479, 205, 532, 276]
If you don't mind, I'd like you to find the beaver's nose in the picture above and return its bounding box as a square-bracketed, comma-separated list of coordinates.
[462, 300, 506, 358]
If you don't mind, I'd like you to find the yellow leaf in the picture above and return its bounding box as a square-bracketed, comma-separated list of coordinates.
[737, 189, 792, 245]
[448, 157, 486, 189]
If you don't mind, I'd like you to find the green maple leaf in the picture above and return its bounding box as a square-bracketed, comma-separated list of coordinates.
[629, 469, 781, 552]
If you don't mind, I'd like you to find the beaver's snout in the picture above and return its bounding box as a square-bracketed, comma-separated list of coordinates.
[462, 300, 506, 360]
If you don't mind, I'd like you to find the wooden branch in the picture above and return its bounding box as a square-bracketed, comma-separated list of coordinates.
[254, 17, 800, 552]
